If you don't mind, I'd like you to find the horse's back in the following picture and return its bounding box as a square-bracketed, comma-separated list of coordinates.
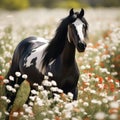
[16, 36, 48, 52]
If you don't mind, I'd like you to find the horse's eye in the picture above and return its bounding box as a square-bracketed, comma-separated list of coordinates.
[82, 25, 86, 36]
[83, 24, 86, 28]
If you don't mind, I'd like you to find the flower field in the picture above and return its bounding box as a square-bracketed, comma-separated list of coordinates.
[0, 8, 120, 120]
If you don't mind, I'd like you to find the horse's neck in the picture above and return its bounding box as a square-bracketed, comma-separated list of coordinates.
[61, 40, 75, 66]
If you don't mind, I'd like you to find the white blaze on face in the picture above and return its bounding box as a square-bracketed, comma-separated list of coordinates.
[73, 18, 84, 42]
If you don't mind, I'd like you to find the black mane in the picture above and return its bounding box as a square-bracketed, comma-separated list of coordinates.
[42, 16, 71, 68]
[42, 13, 88, 68]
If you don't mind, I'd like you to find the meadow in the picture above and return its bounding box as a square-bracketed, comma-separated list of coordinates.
[0, 8, 120, 120]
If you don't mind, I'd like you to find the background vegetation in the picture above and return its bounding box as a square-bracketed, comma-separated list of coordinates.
[0, 0, 120, 10]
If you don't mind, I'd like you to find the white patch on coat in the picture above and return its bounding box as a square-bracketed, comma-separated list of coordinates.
[27, 37, 49, 44]
[73, 19, 84, 42]
[24, 37, 49, 73]
[31, 37, 49, 43]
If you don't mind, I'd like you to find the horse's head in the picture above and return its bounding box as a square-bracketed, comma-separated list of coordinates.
[68, 8, 88, 52]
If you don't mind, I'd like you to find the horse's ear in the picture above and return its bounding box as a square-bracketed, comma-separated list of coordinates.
[79, 8, 84, 18]
[69, 8, 74, 16]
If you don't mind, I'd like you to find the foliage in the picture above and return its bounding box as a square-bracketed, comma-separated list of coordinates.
[101, 0, 120, 7]
[56, 0, 88, 9]
[0, 0, 120, 10]
[80, 0, 120, 7]
[0, 0, 29, 10]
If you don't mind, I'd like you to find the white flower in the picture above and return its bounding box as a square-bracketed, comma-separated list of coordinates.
[42, 80, 52, 87]
[15, 72, 21, 77]
[41, 90, 49, 97]
[22, 74, 28, 79]
[33, 83, 38, 87]
[90, 89, 96, 94]
[86, 64, 91, 69]
[12, 88, 16, 93]
[20, 112, 24, 116]
[67, 92, 73, 100]
[13, 112, 18, 117]
[29, 96, 36, 101]
[6, 99, 11, 103]
[110, 101, 119, 108]
[3, 79, 9, 84]
[48, 72, 53, 77]
[91, 99, 98, 104]
[109, 114, 118, 120]
[14, 84, 19, 88]
[97, 84, 104, 89]
[48, 110, 53, 114]
[31, 90, 38, 95]
[65, 103, 73, 110]
[111, 72, 118, 76]
[107, 96, 114, 101]
[4, 111, 9, 116]
[25, 106, 33, 114]
[80, 65, 86, 70]
[23, 104, 28, 109]
[102, 98, 108, 103]
[100, 68, 110, 74]
[50, 87, 58, 92]
[94, 112, 106, 120]
[83, 102, 89, 107]
[54, 94, 61, 102]
[65, 111, 72, 118]
[2, 69, 6, 73]
[6, 85, 12, 91]
[35, 97, 43, 106]
[9, 76, 14, 81]
[97, 101, 102, 105]
[57, 88, 63, 93]
[29, 101, 33, 106]
[110, 64, 115, 68]
[44, 75, 49, 80]
[1, 96, 7, 100]
[38, 85, 44, 91]
[6, 85, 16, 93]
[51, 80, 57, 86]
[99, 92, 107, 97]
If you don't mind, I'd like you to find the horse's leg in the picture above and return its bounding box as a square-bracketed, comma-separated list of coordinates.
[71, 87, 78, 100]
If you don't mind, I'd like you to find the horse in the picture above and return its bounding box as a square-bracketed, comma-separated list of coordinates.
[5, 8, 88, 112]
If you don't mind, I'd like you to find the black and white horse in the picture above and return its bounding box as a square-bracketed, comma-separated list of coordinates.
[6, 8, 88, 111]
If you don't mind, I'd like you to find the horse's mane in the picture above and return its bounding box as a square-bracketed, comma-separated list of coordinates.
[42, 16, 70, 68]
[42, 12, 88, 68]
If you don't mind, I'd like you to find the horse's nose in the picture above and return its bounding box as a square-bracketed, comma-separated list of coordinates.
[77, 42, 87, 52]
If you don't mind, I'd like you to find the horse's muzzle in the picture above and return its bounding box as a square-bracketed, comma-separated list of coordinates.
[77, 42, 87, 52]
